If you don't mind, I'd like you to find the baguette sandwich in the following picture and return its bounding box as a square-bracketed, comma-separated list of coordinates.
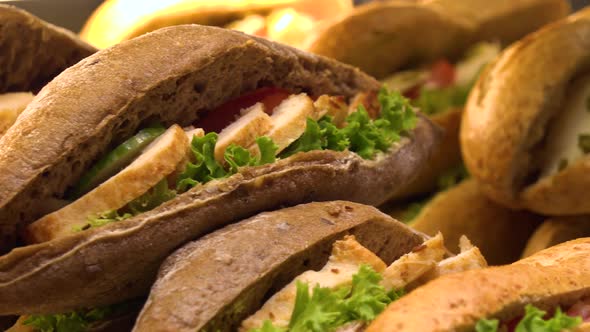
[132, 201, 486, 332]
[0, 25, 439, 314]
[368, 238, 590, 331]
[462, 7, 590, 215]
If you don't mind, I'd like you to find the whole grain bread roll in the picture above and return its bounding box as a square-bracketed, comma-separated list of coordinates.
[133, 201, 425, 332]
[0, 25, 439, 314]
[461, 8, 590, 215]
[367, 237, 590, 331]
[0, 4, 96, 93]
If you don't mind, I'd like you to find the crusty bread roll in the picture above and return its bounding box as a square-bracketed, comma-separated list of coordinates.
[368, 237, 590, 331]
[462, 8, 590, 215]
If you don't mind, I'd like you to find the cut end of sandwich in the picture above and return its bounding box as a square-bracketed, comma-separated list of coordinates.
[23, 124, 188, 243]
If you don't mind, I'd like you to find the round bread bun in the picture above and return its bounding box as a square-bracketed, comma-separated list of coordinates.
[410, 179, 541, 265]
[522, 216, 590, 257]
[461, 8, 590, 215]
[80, 0, 353, 49]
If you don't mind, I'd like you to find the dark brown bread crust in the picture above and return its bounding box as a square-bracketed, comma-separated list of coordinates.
[0, 113, 436, 314]
[133, 201, 425, 332]
[368, 238, 590, 332]
[0, 4, 96, 93]
[0, 24, 383, 248]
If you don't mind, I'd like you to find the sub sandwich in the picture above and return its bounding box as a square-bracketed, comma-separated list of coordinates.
[130, 201, 486, 332]
[306, 0, 570, 200]
[0, 5, 96, 136]
[367, 237, 590, 331]
[0, 25, 439, 314]
[462, 7, 590, 215]
[80, 0, 352, 49]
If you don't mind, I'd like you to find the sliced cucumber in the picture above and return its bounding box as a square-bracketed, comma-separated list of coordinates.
[69, 126, 165, 198]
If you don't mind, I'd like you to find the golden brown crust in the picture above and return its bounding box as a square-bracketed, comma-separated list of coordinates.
[522, 216, 590, 257]
[461, 8, 590, 214]
[0, 5, 96, 93]
[133, 201, 425, 332]
[0, 24, 385, 248]
[368, 238, 590, 332]
[410, 179, 541, 265]
[306, 1, 473, 79]
[306, 0, 569, 79]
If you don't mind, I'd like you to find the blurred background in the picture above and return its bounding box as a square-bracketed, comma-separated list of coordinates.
[0, 0, 587, 33]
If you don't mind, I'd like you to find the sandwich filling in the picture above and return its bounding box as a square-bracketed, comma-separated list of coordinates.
[475, 298, 589, 332]
[241, 234, 487, 332]
[382, 42, 500, 117]
[24, 88, 417, 243]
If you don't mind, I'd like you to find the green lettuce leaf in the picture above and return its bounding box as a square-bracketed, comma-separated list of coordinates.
[179, 134, 278, 192]
[338, 265, 396, 322]
[343, 105, 394, 159]
[76, 178, 175, 232]
[176, 132, 227, 192]
[250, 320, 287, 332]
[76, 210, 132, 232]
[377, 87, 417, 133]
[515, 305, 582, 332]
[475, 318, 499, 332]
[249, 265, 403, 332]
[23, 306, 113, 332]
[128, 178, 176, 214]
[413, 84, 470, 116]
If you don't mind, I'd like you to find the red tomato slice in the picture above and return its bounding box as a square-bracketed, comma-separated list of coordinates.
[428, 59, 455, 88]
[195, 87, 290, 133]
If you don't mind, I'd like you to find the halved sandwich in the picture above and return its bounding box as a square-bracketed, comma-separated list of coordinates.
[0, 25, 439, 314]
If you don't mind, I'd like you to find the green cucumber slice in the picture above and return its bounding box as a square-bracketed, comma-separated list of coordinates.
[68, 126, 166, 198]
